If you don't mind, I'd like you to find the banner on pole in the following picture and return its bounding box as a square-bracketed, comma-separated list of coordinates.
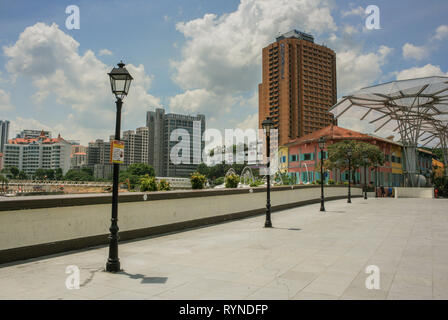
[110, 140, 125, 164]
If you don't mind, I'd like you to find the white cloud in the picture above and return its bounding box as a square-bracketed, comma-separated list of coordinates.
[337, 45, 392, 95]
[0, 89, 14, 111]
[170, 0, 337, 131]
[98, 48, 113, 56]
[402, 43, 429, 60]
[394, 64, 448, 80]
[169, 89, 236, 114]
[433, 25, 448, 41]
[172, 0, 336, 94]
[342, 25, 358, 36]
[3, 22, 160, 144]
[340, 6, 364, 17]
[236, 113, 258, 131]
[9, 116, 113, 144]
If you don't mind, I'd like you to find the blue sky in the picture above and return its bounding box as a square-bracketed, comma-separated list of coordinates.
[0, 0, 447, 144]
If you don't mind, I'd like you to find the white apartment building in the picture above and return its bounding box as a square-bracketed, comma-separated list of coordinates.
[3, 131, 72, 175]
[122, 127, 149, 166]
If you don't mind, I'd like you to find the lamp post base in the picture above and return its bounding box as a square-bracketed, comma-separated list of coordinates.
[320, 204, 325, 212]
[106, 260, 120, 273]
[264, 222, 273, 228]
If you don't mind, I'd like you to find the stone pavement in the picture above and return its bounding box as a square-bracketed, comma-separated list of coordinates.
[1, 197, 447, 300]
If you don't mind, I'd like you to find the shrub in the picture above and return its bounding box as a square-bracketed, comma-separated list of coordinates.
[158, 179, 171, 191]
[250, 179, 264, 187]
[328, 179, 335, 185]
[434, 176, 448, 197]
[214, 176, 225, 185]
[316, 179, 321, 184]
[190, 172, 206, 189]
[140, 175, 158, 192]
[343, 181, 349, 186]
[225, 173, 239, 188]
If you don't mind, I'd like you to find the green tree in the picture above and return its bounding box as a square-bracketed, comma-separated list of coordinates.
[18, 171, 28, 180]
[34, 169, 47, 180]
[196, 163, 209, 177]
[119, 171, 140, 189]
[127, 163, 155, 177]
[44, 169, 55, 180]
[9, 166, 19, 179]
[64, 169, 94, 181]
[325, 140, 384, 182]
[55, 168, 63, 180]
[0, 174, 8, 184]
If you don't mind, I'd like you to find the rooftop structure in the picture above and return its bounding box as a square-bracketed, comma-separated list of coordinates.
[16, 129, 51, 139]
[275, 29, 314, 42]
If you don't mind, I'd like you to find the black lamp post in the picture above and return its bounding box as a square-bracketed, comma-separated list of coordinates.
[363, 157, 368, 200]
[375, 165, 378, 198]
[318, 137, 326, 212]
[106, 61, 133, 273]
[347, 150, 352, 203]
[262, 118, 274, 228]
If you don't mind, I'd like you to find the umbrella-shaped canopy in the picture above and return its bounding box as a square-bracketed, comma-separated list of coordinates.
[330, 76, 448, 148]
[329, 76, 448, 184]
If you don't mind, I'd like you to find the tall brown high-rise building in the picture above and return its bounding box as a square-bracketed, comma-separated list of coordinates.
[258, 30, 337, 146]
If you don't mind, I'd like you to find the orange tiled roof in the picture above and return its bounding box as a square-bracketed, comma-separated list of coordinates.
[284, 125, 372, 147]
[8, 132, 67, 145]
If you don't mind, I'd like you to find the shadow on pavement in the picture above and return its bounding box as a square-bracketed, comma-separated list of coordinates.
[118, 271, 168, 284]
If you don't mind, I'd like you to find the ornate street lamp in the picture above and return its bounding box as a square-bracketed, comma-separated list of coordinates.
[363, 156, 369, 200]
[347, 150, 352, 203]
[262, 118, 274, 228]
[318, 137, 326, 212]
[106, 61, 133, 273]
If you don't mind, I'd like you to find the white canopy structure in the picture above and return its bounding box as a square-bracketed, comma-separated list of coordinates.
[329, 76, 448, 186]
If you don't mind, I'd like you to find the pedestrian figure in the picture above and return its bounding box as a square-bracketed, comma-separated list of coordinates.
[380, 185, 385, 197]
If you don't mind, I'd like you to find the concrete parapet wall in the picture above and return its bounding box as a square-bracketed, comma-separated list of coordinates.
[394, 187, 434, 199]
[0, 185, 361, 264]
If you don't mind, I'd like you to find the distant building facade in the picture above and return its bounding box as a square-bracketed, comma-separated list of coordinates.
[0, 120, 10, 153]
[122, 127, 149, 166]
[71, 152, 87, 168]
[4, 131, 72, 175]
[87, 139, 111, 166]
[146, 108, 205, 177]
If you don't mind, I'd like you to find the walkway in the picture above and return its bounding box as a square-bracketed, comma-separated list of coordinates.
[1, 197, 447, 300]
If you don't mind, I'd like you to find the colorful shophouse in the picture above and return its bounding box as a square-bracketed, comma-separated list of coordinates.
[280, 125, 405, 186]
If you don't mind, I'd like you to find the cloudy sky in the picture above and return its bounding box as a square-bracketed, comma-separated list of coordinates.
[0, 0, 447, 145]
